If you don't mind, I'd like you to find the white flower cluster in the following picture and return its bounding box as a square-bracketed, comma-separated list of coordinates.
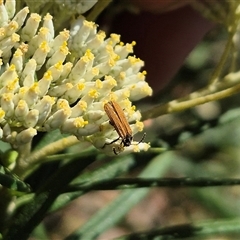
[0, 0, 152, 154]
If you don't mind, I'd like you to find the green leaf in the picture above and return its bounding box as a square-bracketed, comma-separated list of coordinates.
[0, 141, 11, 152]
[67, 177, 240, 192]
[117, 218, 240, 239]
[4, 155, 96, 240]
[0, 166, 31, 193]
[32, 222, 49, 240]
[66, 151, 174, 240]
[50, 155, 136, 212]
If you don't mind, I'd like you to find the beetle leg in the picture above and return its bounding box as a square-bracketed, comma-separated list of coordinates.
[102, 136, 120, 149]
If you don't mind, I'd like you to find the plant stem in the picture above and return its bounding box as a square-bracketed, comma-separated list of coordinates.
[142, 78, 240, 120]
[86, 0, 112, 21]
[13, 136, 79, 178]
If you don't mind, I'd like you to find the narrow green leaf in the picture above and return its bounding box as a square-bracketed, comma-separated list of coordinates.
[117, 218, 240, 239]
[32, 222, 49, 240]
[4, 155, 96, 240]
[50, 155, 136, 212]
[67, 177, 240, 192]
[0, 166, 31, 193]
[66, 151, 174, 240]
[0, 141, 11, 152]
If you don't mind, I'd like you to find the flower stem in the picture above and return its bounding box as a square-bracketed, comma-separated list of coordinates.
[142, 80, 240, 120]
[13, 136, 79, 178]
[86, 0, 112, 21]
